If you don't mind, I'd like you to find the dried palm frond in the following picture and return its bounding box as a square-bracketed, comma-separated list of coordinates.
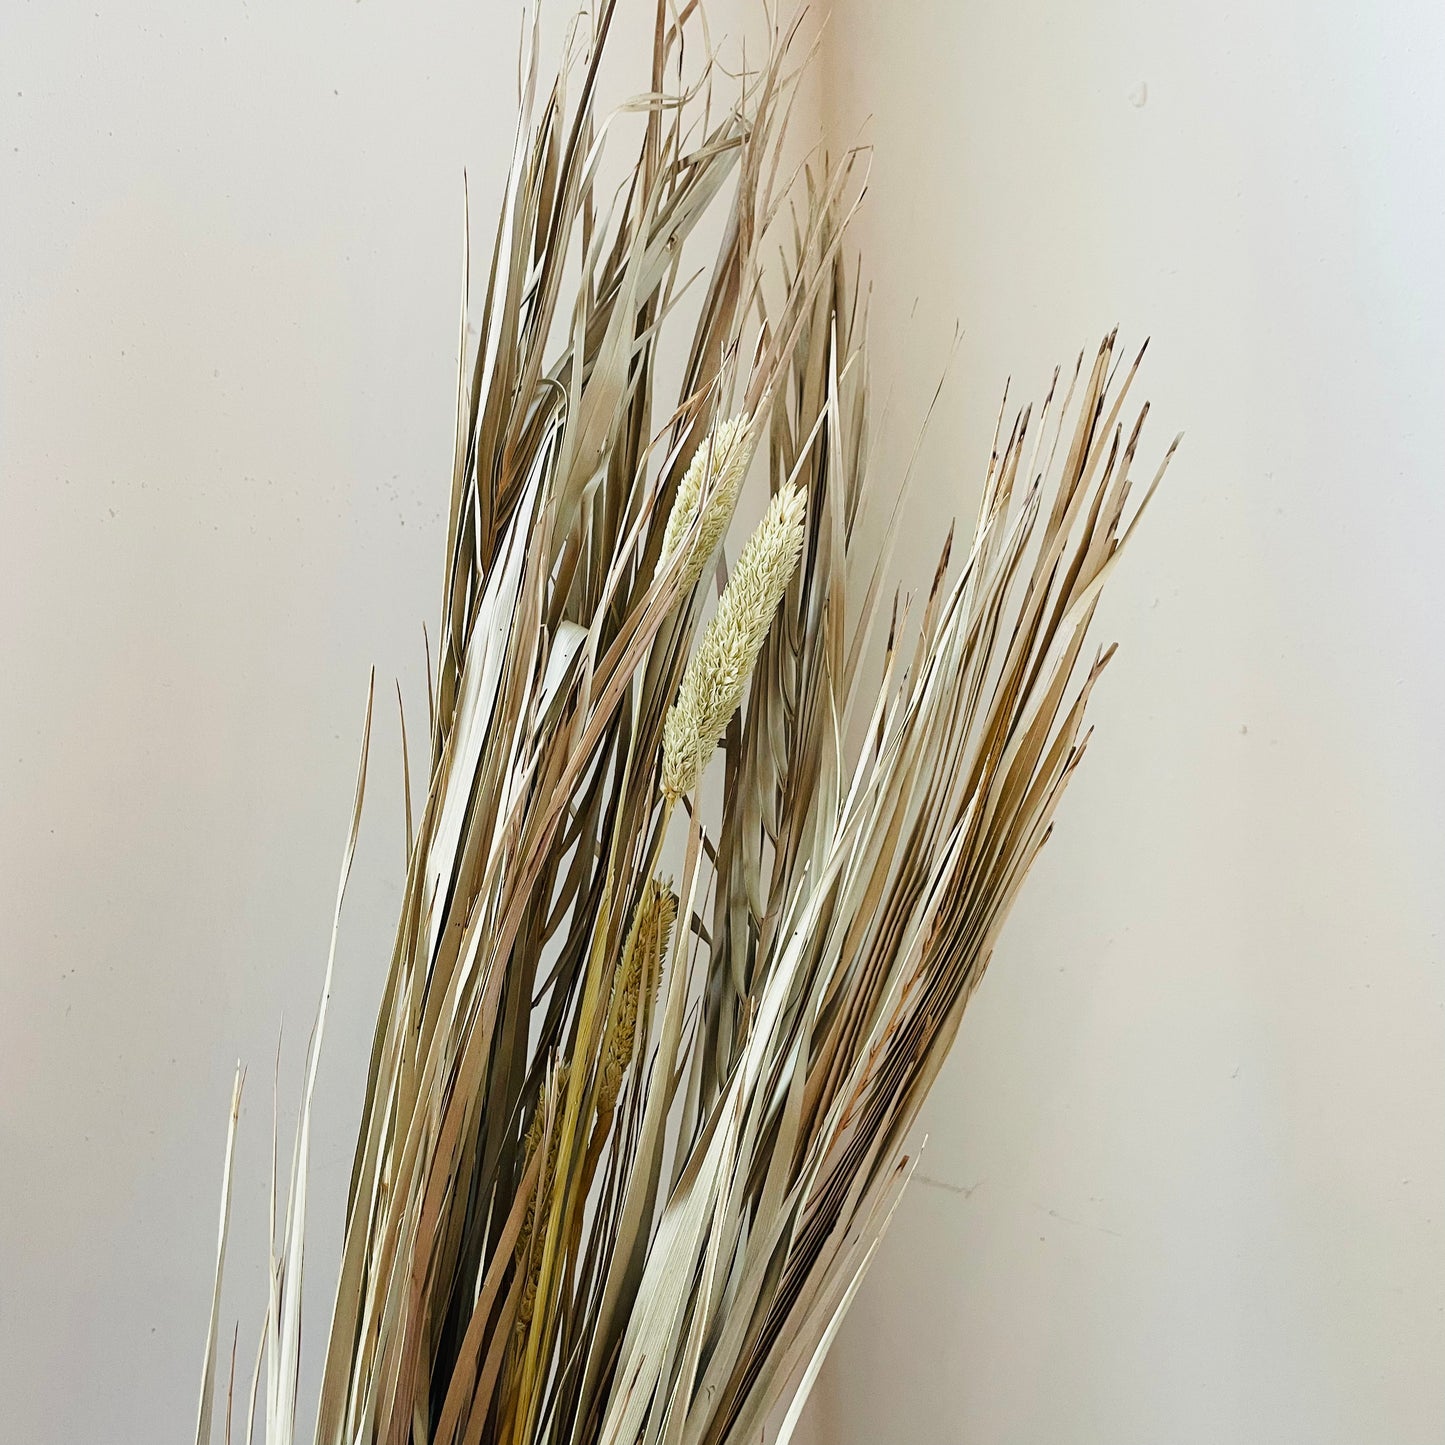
[194, 5, 1177, 1445]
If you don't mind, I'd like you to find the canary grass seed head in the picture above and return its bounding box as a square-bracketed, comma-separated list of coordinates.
[597, 878, 676, 1115]
[516, 1062, 570, 1280]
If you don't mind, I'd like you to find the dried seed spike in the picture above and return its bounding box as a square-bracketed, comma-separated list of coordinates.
[597, 878, 677, 1115]
[656, 414, 755, 592]
[515, 1060, 570, 1329]
[661, 482, 809, 801]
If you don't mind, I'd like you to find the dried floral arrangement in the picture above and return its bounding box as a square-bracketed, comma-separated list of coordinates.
[193, 6, 1177, 1445]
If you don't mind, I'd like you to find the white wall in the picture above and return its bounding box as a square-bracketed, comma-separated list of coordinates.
[810, 2, 1445, 1443]
[0, 4, 740, 1440]
[3, 4, 1442, 1444]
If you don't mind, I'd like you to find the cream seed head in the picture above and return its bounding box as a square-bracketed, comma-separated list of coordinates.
[656, 414, 755, 593]
[661, 483, 808, 801]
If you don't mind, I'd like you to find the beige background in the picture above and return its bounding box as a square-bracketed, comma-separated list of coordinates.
[2, 3, 1442, 1444]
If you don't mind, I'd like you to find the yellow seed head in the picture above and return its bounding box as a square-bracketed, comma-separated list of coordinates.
[515, 1061, 569, 1326]
[597, 878, 677, 1115]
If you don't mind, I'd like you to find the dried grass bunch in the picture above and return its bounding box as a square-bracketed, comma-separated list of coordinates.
[194, 6, 1176, 1445]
